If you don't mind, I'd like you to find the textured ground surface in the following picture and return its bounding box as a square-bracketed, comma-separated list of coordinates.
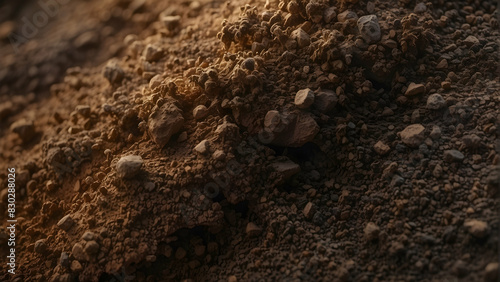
[0, 0, 499, 281]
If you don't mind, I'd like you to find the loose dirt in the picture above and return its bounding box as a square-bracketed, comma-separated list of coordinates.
[0, 0, 499, 281]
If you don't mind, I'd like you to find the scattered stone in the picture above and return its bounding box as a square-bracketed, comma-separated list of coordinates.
[177, 131, 188, 143]
[149, 74, 163, 89]
[83, 240, 100, 257]
[72, 243, 86, 261]
[34, 239, 47, 254]
[464, 36, 479, 47]
[400, 124, 426, 148]
[373, 141, 390, 155]
[161, 15, 181, 31]
[303, 202, 316, 219]
[210, 150, 225, 162]
[441, 81, 451, 90]
[241, 57, 255, 71]
[60, 252, 70, 267]
[143, 44, 164, 62]
[462, 134, 481, 149]
[81, 231, 95, 241]
[337, 10, 358, 23]
[430, 125, 442, 140]
[194, 140, 211, 154]
[144, 182, 155, 191]
[364, 222, 380, 241]
[313, 89, 337, 113]
[246, 222, 263, 237]
[414, 2, 427, 13]
[57, 215, 75, 231]
[291, 28, 310, 48]
[268, 112, 319, 147]
[270, 160, 301, 181]
[432, 164, 443, 178]
[116, 155, 143, 179]
[102, 60, 124, 84]
[405, 83, 425, 96]
[484, 262, 499, 282]
[75, 105, 91, 118]
[436, 59, 448, 70]
[193, 105, 209, 120]
[71, 260, 83, 272]
[464, 219, 489, 238]
[426, 94, 446, 110]
[357, 15, 381, 44]
[295, 88, 315, 109]
[323, 7, 337, 23]
[10, 119, 36, 142]
[444, 150, 464, 163]
[148, 102, 185, 147]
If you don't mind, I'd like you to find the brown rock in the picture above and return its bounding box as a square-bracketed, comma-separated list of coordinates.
[399, 124, 426, 147]
[405, 83, 425, 96]
[148, 102, 185, 147]
[246, 222, 263, 237]
[373, 141, 391, 155]
[303, 202, 315, 219]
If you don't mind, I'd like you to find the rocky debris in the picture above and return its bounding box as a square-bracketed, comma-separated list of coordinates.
[241, 57, 255, 71]
[246, 222, 262, 237]
[462, 134, 481, 149]
[116, 155, 143, 179]
[143, 44, 164, 62]
[373, 141, 390, 155]
[72, 243, 86, 261]
[267, 112, 319, 147]
[149, 74, 163, 89]
[484, 262, 499, 282]
[430, 125, 442, 140]
[313, 89, 337, 113]
[464, 36, 479, 47]
[212, 150, 226, 161]
[102, 60, 124, 84]
[357, 15, 381, 44]
[399, 124, 426, 148]
[60, 252, 70, 268]
[148, 102, 185, 147]
[57, 215, 75, 231]
[323, 7, 336, 23]
[295, 88, 315, 109]
[414, 2, 427, 13]
[364, 222, 380, 241]
[10, 119, 35, 142]
[193, 105, 209, 120]
[83, 240, 100, 258]
[426, 94, 446, 110]
[161, 15, 181, 31]
[34, 239, 47, 254]
[444, 150, 465, 163]
[81, 231, 95, 241]
[405, 83, 425, 96]
[270, 160, 301, 181]
[194, 140, 211, 155]
[337, 10, 357, 23]
[291, 28, 310, 48]
[464, 219, 489, 239]
[303, 202, 315, 219]
[75, 105, 91, 118]
[71, 260, 83, 272]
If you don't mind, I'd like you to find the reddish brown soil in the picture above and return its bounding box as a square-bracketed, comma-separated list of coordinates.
[0, 0, 499, 281]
